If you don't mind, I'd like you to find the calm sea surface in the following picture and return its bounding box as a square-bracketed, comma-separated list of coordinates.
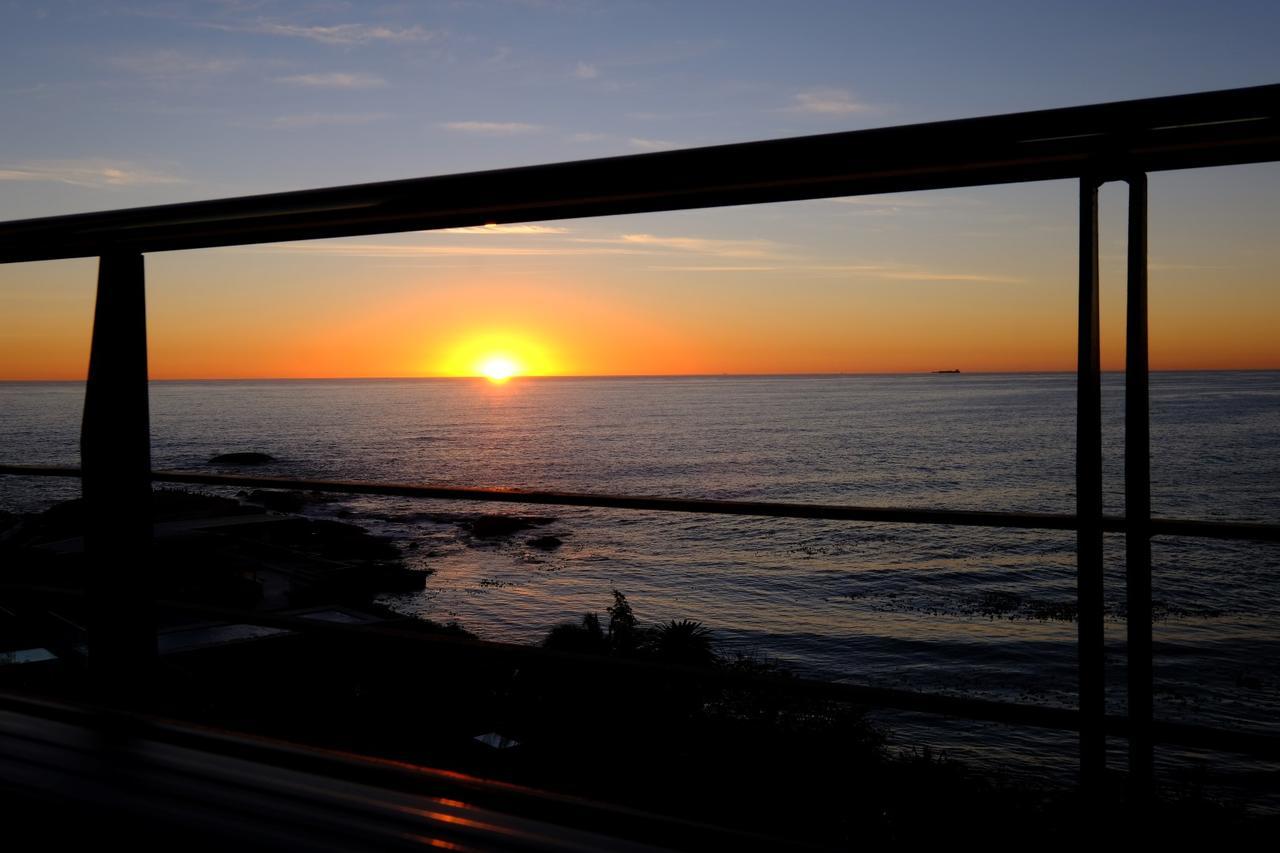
[2, 373, 1278, 795]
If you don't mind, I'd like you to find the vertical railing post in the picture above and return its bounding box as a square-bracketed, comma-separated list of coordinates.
[1077, 176, 1106, 793]
[82, 252, 156, 700]
[1125, 173, 1154, 799]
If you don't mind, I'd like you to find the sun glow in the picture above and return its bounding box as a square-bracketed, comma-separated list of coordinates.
[434, 329, 558, 380]
[478, 354, 520, 383]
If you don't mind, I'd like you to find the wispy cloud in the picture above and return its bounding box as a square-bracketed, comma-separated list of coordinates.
[441, 121, 540, 135]
[877, 271, 1022, 283]
[252, 229, 775, 260]
[112, 50, 245, 76]
[437, 224, 569, 235]
[275, 72, 386, 89]
[647, 266, 782, 272]
[820, 263, 1019, 283]
[573, 61, 598, 79]
[270, 113, 389, 129]
[648, 264, 885, 274]
[568, 132, 608, 143]
[790, 88, 869, 115]
[628, 137, 676, 151]
[209, 21, 436, 46]
[583, 233, 780, 258]
[0, 159, 184, 188]
[646, 263, 1020, 283]
[250, 242, 639, 258]
[625, 110, 710, 122]
[249, 238, 1022, 283]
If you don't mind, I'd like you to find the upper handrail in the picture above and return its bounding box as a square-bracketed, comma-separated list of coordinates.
[1, 84, 1278, 263]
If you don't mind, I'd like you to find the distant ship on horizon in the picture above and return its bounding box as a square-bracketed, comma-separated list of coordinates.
[931, 369, 961, 374]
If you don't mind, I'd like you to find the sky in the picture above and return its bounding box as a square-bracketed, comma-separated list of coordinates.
[1, 0, 1278, 379]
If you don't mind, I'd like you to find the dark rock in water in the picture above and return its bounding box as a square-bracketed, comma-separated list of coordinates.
[245, 489, 306, 512]
[465, 514, 553, 539]
[5, 489, 421, 609]
[209, 452, 276, 465]
[527, 534, 563, 551]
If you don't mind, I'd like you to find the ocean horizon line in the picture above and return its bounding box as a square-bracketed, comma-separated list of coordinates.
[3, 367, 1279, 383]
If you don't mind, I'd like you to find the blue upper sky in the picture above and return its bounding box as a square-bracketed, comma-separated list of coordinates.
[3, 1, 1279, 380]
[3, 0, 1279, 214]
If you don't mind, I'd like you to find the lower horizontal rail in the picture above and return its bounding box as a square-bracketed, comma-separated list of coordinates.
[2, 464, 1278, 542]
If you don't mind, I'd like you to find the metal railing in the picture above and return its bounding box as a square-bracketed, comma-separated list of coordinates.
[3, 83, 1279, 799]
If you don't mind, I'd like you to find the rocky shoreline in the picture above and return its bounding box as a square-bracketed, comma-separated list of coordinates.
[0, 487, 1268, 843]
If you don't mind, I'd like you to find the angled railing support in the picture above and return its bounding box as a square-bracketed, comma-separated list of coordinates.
[82, 252, 156, 697]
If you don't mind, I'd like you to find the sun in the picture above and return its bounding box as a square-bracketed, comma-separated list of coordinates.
[434, 330, 555, 380]
[477, 354, 521, 383]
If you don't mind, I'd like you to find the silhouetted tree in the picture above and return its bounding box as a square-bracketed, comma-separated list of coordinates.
[542, 611, 607, 654]
[606, 589, 638, 654]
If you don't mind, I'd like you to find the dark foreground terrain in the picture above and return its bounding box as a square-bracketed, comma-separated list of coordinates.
[1, 490, 1271, 847]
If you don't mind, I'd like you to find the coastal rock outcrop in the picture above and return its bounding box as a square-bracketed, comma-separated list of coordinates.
[465, 514, 553, 539]
[209, 452, 277, 465]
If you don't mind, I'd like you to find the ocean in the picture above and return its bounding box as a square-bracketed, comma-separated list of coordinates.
[2, 372, 1278, 797]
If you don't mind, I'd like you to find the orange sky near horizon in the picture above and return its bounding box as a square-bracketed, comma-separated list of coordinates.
[2, 263, 1275, 380]
[2, 176, 1278, 381]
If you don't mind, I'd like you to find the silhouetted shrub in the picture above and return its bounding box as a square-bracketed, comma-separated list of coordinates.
[543, 612, 607, 655]
[651, 619, 715, 666]
[541, 591, 721, 668]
